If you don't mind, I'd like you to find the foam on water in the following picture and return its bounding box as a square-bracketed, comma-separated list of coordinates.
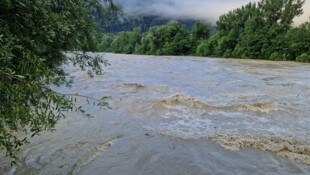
[157, 94, 277, 112]
[144, 93, 309, 164]
[210, 135, 310, 165]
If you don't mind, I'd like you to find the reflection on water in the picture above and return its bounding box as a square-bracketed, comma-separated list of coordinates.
[1, 53, 310, 174]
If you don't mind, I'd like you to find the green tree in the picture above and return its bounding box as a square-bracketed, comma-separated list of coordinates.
[109, 28, 142, 54]
[272, 21, 310, 61]
[212, 0, 305, 60]
[135, 23, 191, 55]
[0, 0, 115, 162]
[192, 22, 211, 41]
[215, 2, 258, 57]
[191, 21, 211, 54]
[98, 34, 116, 52]
[258, 0, 305, 59]
[110, 32, 131, 53]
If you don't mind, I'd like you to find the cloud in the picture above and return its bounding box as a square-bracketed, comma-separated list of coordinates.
[114, 0, 309, 25]
[294, 0, 310, 26]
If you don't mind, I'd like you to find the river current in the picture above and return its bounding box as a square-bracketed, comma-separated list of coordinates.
[1, 53, 310, 174]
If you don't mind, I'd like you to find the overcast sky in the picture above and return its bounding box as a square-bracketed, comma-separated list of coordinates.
[114, 0, 309, 25]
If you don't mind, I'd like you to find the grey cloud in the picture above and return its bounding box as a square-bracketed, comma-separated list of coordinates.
[114, 0, 309, 25]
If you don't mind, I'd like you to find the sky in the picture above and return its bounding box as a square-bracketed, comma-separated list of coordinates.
[114, 0, 310, 25]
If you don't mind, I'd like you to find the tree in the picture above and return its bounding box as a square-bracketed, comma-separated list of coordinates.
[212, 0, 305, 60]
[195, 33, 221, 57]
[191, 22, 211, 53]
[192, 22, 210, 41]
[273, 21, 310, 61]
[0, 0, 116, 163]
[134, 23, 191, 55]
[98, 34, 116, 52]
[215, 2, 259, 58]
[109, 28, 142, 54]
[258, 0, 305, 59]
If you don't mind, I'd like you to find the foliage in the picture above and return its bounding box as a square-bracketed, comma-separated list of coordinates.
[297, 53, 310, 63]
[269, 52, 282, 61]
[192, 22, 211, 41]
[213, 0, 307, 61]
[274, 21, 310, 61]
[99, 0, 309, 63]
[190, 21, 211, 53]
[101, 22, 210, 56]
[109, 28, 141, 54]
[137, 23, 191, 55]
[97, 34, 115, 53]
[195, 34, 219, 56]
[0, 0, 115, 163]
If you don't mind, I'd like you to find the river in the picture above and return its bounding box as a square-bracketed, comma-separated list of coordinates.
[1, 53, 310, 174]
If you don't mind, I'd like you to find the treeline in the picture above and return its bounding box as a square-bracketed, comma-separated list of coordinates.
[98, 22, 210, 55]
[99, 0, 310, 62]
[103, 14, 198, 33]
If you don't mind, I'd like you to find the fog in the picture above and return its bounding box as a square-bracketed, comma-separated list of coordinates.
[114, 0, 309, 25]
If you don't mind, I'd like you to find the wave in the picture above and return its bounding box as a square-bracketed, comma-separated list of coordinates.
[145, 94, 310, 165]
[153, 94, 278, 114]
[148, 123, 310, 165]
[210, 135, 310, 165]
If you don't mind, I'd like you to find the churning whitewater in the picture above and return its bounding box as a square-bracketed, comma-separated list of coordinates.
[1, 53, 310, 174]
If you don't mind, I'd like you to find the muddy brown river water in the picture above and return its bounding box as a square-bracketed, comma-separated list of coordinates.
[1, 53, 310, 174]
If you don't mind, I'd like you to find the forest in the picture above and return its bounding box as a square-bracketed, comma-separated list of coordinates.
[99, 0, 310, 62]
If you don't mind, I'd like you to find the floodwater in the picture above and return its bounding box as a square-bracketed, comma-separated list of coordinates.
[1, 53, 310, 175]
